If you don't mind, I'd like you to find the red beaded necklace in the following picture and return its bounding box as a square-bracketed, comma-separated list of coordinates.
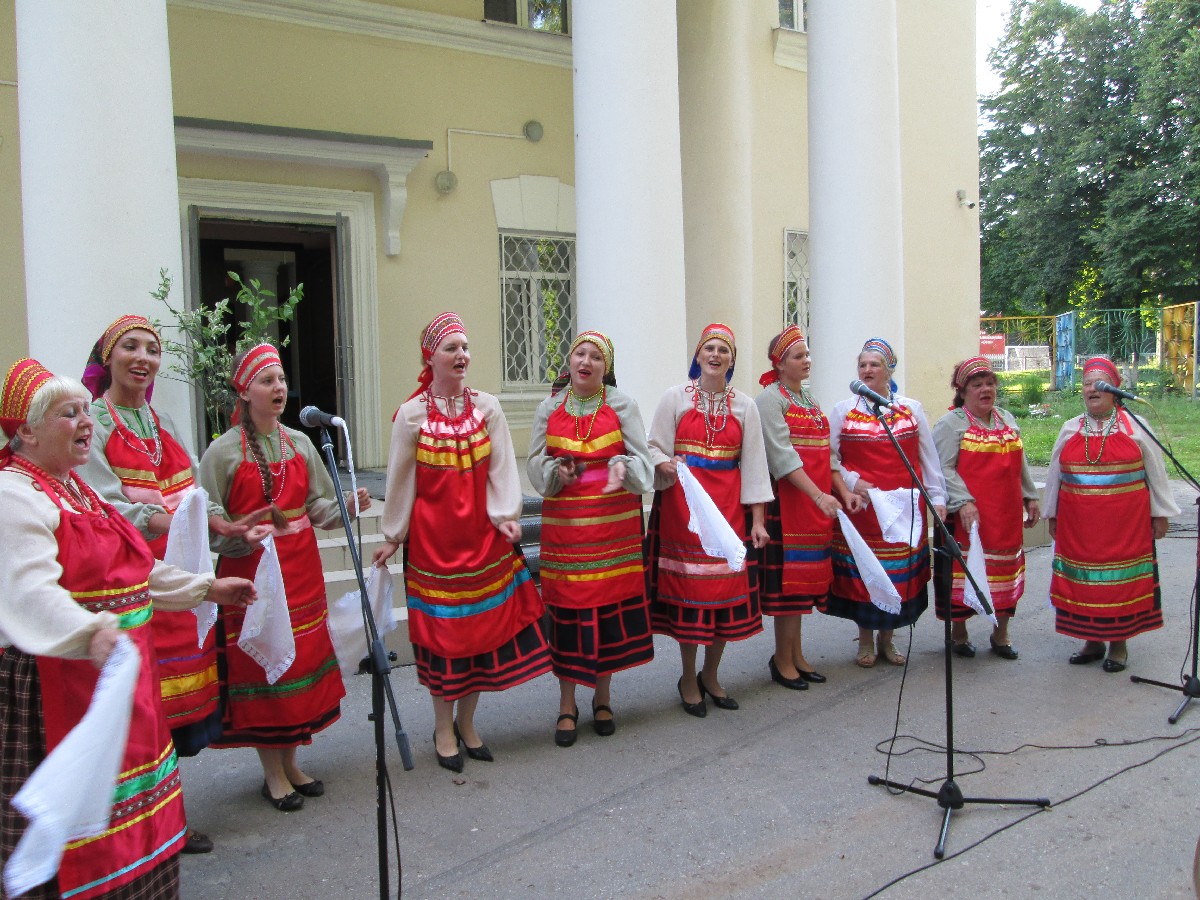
[8, 454, 106, 516]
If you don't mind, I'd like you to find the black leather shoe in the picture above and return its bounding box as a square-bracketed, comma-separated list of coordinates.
[797, 668, 827, 684]
[677, 677, 707, 718]
[181, 830, 214, 854]
[1069, 646, 1105, 665]
[952, 641, 977, 658]
[591, 701, 616, 737]
[261, 782, 304, 811]
[1102, 655, 1127, 674]
[554, 708, 579, 746]
[697, 674, 739, 710]
[768, 657, 809, 691]
[434, 732, 464, 773]
[989, 638, 1019, 660]
[292, 779, 324, 798]
[454, 722, 494, 761]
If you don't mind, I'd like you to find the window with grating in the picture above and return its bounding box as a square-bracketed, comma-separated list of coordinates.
[484, 0, 569, 34]
[784, 229, 811, 332]
[500, 233, 576, 389]
[778, 0, 807, 32]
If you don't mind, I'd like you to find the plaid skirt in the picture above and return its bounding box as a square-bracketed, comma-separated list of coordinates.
[414, 620, 552, 701]
[650, 593, 763, 646]
[1, 650, 180, 900]
[548, 596, 654, 687]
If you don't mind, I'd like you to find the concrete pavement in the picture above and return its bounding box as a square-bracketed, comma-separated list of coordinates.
[178, 490, 1200, 900]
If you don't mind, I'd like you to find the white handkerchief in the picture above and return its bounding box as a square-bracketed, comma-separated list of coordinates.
[676, 461, 746, 572]
[836, 510, 902, 615]
[962, 521, 1000, 626]
[3, 636, 141, 898]
[868, 488, 923, 547]
[328, 566, 398, 679]
[163, 488, 218, 647]
[238, 536, 295, 684]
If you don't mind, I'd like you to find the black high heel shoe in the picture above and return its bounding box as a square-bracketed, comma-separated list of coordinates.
[454, 722, 494, 762]
[434, 731, 463, 773]
[697, 673, 739, 710]
[768, 656, 809, 691]
[677, 677, 707, 718]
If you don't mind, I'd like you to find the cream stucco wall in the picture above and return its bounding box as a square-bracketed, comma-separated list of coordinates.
[0, 0, 29, 365]
[166, 1, 575, 455]
[897, 0, 981, 407]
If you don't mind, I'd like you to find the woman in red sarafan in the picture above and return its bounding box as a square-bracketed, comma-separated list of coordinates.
[373, 313, 550, 773]
[1043, 355, 1179, 674]
[0, 358, 254, 899]
[527, 330, 654, 746]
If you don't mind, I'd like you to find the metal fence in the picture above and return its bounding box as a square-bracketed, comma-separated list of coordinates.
[980, 303, 1199, 395]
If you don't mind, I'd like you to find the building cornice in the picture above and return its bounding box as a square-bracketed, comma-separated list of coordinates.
[168, 0, 573, 69]
[773, 27, 808, 72]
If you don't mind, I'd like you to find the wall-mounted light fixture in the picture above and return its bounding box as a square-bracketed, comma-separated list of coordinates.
[956, 189, 976, 210]
[435, 120, 545, 194]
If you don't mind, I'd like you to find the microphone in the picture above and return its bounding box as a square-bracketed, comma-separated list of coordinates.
[1093, 381, 1144, 403]
[849, 379, 900, 412]
[299, 405, 345, 429]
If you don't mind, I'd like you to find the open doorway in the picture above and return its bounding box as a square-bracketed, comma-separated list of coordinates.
[196, 219, 344, 455]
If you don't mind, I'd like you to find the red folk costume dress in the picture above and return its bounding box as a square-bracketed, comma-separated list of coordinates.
[527, 387, 655, 686]
[383, 390, 550, 699]
[1043, 409, 1179, 641]
[198, 426, 345, 747]
[78, 400, 221, 754]
[0, 461, 213, 900]
[646, 384, 774, 645]
[931, 406, 1037, 620]
[754, 383, 835, 613]
[826, 395, 947, 630]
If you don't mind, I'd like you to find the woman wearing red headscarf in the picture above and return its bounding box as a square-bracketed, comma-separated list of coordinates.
[931, 357, 1040, 660]
[373, 313, 550, 772]
[754, 326, 860, 690]
[77, 315, 256, 852]
[647, 323, 773, 717]
[1043, 356, 1179, 672]
[200, 344, 368, 811]
[0, 358, 255, 900]
[527, 330, 654, 746]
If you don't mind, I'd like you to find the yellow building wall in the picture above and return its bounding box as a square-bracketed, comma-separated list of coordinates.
[166, 1, 575, 453]
[897, 0, 981, 408]
[0, 0, 29, 364]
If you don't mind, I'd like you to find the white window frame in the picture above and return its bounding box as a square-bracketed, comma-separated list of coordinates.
[485, 0, 570, 35]
[778, 0, 807, 32]
[499, 230, 577, 392]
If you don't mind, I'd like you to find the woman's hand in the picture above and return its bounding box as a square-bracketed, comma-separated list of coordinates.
[497, 520, 522, 543]
[750, 522, 770, 549]
[242, 524, 275, 547]
[934, 504, 948, 522]
[602, 459, 627, 494]
[210, 507, 272, 539]
[957, 501, 980, 533]
[655, 456, 681, 488]
[811, 492, 840, 519]
[852, 478, 876, 501]
[206, 577, 257, 608]
[148, 512, 173, 536]
[88, 626, 122, 670]
[1153, 516, 1169, 540]
[557, 457, 582, 489]
[346, 487, 372, 518]
[373, 539, 401, 569]
[1023, 499, 1041, 528]
[1047, 516, 1056, 540]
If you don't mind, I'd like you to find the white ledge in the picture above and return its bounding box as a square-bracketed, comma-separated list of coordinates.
[773, 27, 808, 72]
[174, 118, 431, 256]
[168, 0, 572, 69]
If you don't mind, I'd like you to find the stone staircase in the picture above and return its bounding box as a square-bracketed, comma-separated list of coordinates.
[316, 496, 544, 666]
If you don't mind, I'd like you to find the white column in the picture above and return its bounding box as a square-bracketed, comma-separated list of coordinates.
[15, 1, 192, 446]
[572, 0, 689, 417]
[677, 1, 754, 376]
[807, 0, 906, 407]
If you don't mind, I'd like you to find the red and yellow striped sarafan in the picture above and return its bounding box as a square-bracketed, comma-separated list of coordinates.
[1050, 415, 1161, 641]
[539, 403, 645, 609]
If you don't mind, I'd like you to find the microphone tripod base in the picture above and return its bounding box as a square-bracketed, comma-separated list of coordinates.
[1130, 674, 1200, 725]
[867, 775, 1050, 858]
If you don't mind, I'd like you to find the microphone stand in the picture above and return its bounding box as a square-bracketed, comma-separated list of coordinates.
[1116, 400, 1200, 724]
[859, 398, 1049, 858]
[314, 423, 414, 900]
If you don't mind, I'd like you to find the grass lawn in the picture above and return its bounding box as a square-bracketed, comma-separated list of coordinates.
[1004, 392, 1200, 476]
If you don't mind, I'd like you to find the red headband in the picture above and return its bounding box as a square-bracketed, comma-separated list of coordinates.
[231, 344, 283, 394]
[1082, 355, 1121, 387]
[1, 358, 55, 439]
[952, 356, 994, 390]
[760, 325, 806, 387]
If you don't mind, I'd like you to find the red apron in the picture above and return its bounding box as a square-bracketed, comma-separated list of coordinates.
[405, 402, 545, 658]
[27, 467, 186, 899]
[214, 431, 344, 736]
[100, 402, 218, 728]
[539, 402, 646, 610]
[654, 407, 750, 610]
[775, 388, 833, 597]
